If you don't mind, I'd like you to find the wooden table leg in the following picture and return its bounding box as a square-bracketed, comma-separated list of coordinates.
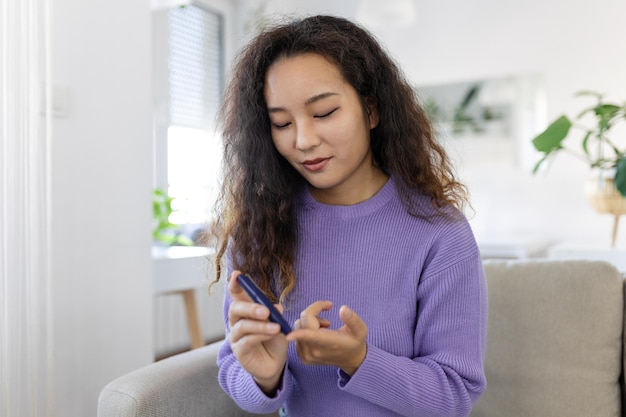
[181, 289, 204, 349]
[611, 214, 620, 248]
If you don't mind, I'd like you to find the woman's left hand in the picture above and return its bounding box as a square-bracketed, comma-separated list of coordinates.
[286, 301, 368, 376]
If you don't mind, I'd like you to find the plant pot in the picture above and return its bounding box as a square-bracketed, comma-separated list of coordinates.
[583, 177, 626, 215]
[583, 175, 626, 247]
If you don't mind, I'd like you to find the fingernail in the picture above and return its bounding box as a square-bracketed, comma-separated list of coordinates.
[267, 323, 279, 332]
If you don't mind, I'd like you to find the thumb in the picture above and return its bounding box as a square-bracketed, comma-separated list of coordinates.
[339, 305, 368, 339]
[228, 271, 248, 300]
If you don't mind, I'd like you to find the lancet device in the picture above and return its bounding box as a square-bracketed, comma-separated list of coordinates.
[238, 274, 292, 335]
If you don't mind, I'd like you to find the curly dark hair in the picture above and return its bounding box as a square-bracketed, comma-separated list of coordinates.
[212, 15, 467, 303]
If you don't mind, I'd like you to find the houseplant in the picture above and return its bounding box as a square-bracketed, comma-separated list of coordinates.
[531, 90, 626, 246]
[153, 188, 193, 246]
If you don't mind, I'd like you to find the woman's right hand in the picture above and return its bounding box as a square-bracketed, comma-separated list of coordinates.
[227, 271, 289, 394]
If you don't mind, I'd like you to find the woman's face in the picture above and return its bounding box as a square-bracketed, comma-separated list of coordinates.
[264, 53, 384, 205]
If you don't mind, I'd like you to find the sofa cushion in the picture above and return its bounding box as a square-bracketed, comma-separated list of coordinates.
[471, 260, 624, 417]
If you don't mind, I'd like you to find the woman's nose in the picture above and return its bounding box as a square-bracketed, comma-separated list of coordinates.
[295, 121, 321, 151]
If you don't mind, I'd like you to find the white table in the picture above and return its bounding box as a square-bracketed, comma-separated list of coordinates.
[152, 246, 216, 349]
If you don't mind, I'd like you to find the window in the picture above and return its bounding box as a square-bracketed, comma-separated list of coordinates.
[153, 2, 226, 227]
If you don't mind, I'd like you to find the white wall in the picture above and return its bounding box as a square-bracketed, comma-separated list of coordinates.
[51, 1, 153, 416]
[236, 0, 626, 248]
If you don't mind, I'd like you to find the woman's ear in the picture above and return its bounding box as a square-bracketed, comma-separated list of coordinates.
[366, 97, 379, 129]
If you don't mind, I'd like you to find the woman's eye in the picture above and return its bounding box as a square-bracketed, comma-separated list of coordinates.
[272, 121, 291, 129]
[315, 108, 338, 119]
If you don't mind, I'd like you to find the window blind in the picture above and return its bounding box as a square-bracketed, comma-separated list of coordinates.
[169, 5, 223, 130]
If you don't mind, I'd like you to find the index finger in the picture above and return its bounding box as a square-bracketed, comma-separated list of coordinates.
[298, 300, 332, 329]
[300, 300, 333, 317]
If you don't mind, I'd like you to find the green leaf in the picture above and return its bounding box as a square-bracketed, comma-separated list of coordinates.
[595, 104, 621, 130]
[532, 153, 552, 174]
[532, 115, 572, 153]
[175, 235, 194, 246]
[581, 131, 593, 157]
[595, 103, 621, 119]
[615, 158, 626, 197]
[575, 90, 602, 99]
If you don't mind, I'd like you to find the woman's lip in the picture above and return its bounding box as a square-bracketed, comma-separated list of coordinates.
[302, 157, 330, 172]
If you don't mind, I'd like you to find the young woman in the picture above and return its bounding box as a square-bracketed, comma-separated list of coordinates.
[212, 15, 487, 417]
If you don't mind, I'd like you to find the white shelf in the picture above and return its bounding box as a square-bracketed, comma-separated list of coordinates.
[548, 242, 626, 273]
[478, 237, 554, 260]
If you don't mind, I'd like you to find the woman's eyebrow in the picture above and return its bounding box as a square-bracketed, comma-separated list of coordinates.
[267, 92, 339, 113]
[304, 92, 339, 105]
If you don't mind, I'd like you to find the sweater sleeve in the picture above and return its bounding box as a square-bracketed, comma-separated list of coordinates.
[216, 289, 293, 414]
[337, 253, 487, 417]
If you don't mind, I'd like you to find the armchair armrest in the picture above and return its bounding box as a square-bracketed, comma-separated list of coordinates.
[97, 340, 278, 417]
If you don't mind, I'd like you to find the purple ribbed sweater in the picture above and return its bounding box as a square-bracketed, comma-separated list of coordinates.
[218, 177, 487, 417]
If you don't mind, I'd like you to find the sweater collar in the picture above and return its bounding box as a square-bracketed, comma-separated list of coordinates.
[299, 175, 395, 219]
